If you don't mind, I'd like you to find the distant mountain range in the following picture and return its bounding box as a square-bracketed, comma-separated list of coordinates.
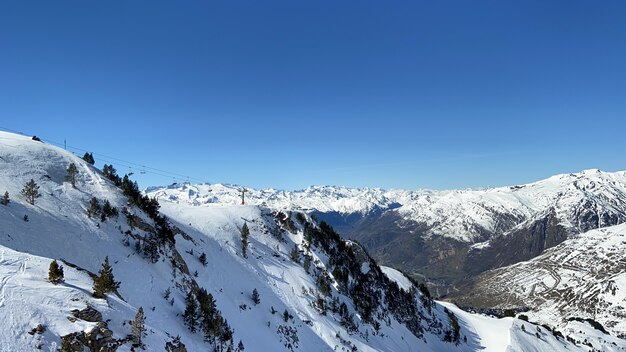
[148, 169, 626, 284]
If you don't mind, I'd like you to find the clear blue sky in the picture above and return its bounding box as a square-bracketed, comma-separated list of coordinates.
[1, 1, 625, 190]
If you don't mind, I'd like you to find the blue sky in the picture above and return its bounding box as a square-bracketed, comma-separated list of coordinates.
[1, 1, 625, 190]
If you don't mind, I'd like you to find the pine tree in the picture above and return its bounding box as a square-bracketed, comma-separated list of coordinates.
[132, 306, 146, 347]
[21, 179, 41, 205]
[316, 272, 331, 296]
[252, 288, 260, 305]
[183, 291, 199, 333]
[87, 197, 100, 218]
[303, 254, 311, 273]
[165, 336, 185, 351]
[102, 164, 121, 185]
[60, 337, 73, 352]
[290, 244, 300, 263]
[197, 288, 219, 342]
[237, 340, 245, 351]
[82, 152, 95, 165]
[48, 260, 64, 284]
[65, 163, 78, 187]
[102, 200, 117, 219]
[0, 191, 9, 206]
[199, 252, 207, 266]
[92, 256, 120, 298]
[241, 223, 250, 258]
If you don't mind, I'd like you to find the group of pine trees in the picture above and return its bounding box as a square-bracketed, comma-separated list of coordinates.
[87, 197, 119, 221]
[48, 255, 121, 298]
[183, 287, 236, 349]
[12, 161, 84, 207]
[102, 164, 175, 244]
[82, 152, 95, 165]
[48, 258, 147, 348]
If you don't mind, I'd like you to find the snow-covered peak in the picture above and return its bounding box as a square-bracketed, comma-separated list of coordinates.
[148, 168, 626, 242]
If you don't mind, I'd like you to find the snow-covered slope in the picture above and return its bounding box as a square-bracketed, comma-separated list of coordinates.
[0, 132, 217, 351]
[453, 222, 626, 344]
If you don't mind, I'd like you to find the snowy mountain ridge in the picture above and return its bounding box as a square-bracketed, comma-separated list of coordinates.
[147, 169, 626, 243]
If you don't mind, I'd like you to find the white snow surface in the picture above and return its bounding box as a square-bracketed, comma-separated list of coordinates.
[0, 131, 615, 351]
[380, 266, 413, 291]
[147, 168, 626, 242]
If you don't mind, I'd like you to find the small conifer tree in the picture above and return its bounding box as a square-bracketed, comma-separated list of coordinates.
[93, 256, 120, 298]
[199, 252, 207, 266]
[290, 244, 300, 263]
[0, 191, 9, 206]
[82, 152, 95, 165]
[252, 288, 260, 305]
[101, 200, 117, 220]
[303, 254, 311, 273]
[183, 291, 199, 333]
[132, 307, 146, 347]
[165, 336, 185, 351]
[241, 223, 250, 258]
[60, 337, 73, 352]
[48, 260, 64, 284]
[21, 179, 41, 205]
[65, 163, 78, 187]
[237, 340, 245, 351]
[87, 197, 100, 218]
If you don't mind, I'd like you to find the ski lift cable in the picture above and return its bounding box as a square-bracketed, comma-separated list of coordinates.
[45, 139, 207, 183]
[0, 127, 208, 184]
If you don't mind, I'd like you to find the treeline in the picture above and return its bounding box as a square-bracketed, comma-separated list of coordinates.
[102, 164, 174, 244]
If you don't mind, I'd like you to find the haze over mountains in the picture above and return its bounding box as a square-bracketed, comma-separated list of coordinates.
[1, 130, 625, 351]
